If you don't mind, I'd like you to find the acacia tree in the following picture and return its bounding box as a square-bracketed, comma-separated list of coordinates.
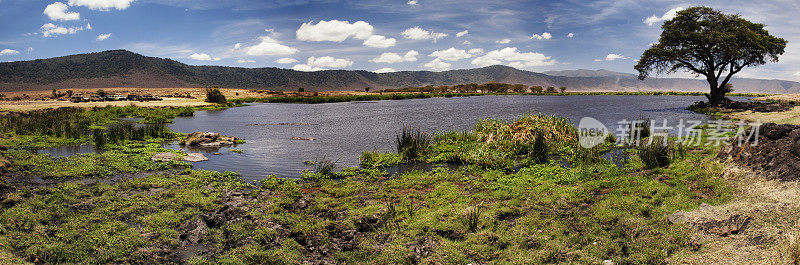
[635, 7, 786, 105]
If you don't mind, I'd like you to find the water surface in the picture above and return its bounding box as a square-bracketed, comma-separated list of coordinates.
[165, 95, 728, 179]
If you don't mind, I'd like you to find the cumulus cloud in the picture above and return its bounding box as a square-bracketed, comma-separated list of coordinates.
[495, 38, 511, 44]
[237, 59, 255, 63]
[296, 20, 373, 42]
[189, 53, 220, 61]
[401, 26, 448, 42]
[0, 49, 20, 56]
[406, 0, 418, 6]
[244, 36, 298, 56]
[423, 59, 451, 71]
[96, 33, 111, 41]
[594, 53, 630, 61]
[44, 2, 80, 21]
[40, 23, 86, 37]
[292, 56, 353, 71]
[363, 35, 396, 48]
[462, 40, 472, 45]
[370, 50, 418, 63]
[467, 48, 484, 54]
[234, 43, 242, 49]
[374, 67, 397, 73]
[429, 47, 473, 61]
[644, 7, 685, 26]
[456, 30, 468, 37]
[276, 57, 298, 64]
[567, 32, 574, 38]
[529, 32, 552, 40]
[795, 72, 800, 76]
[471, 47, 556, 68]
[67, 0, 134, 11]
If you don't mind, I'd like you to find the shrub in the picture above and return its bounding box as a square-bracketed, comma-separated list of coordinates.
[205, 88, 227, 104]
[396, 126, 431, 160]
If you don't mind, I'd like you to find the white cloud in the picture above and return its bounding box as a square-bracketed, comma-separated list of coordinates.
[276, 57, 298, 64]
[189, 53, 220, 61]
[423, 59, 451, 71]
[567, 32, 574, 38]
[233, 43, 242, 49]
[401, 26, 448, 42]
[40, 23, 85, 37]
[530, 32, 552, 40]
[363, 35, 396, 48]
[292, 56, 353, 72]
[44, 2, 80, 21]
[244, 36, 298, 56]
[467, 48, 484, 54]
[644, 7, 685, 26]
[370, 50, 418, 63]
[96, 33, 111, 41]
[296, 20, 373, 42]
[0, 49, 20, 56]
[429, 47, 473, 61]
[595, 53, 629, 61]
[86, 23, 92, 30]
[237, 59, 255, 63]
[496, 38, 511, 44]
[374, 67, 397, 73]
[26, 47, 34, 53]
[456, 30, 468, 37]
[406, 0, 418, 6]
[471, 47, 556, 68]
[462, 40, 471, 45]
[67, 0, 133, 11]
[795, 72, 800, 76]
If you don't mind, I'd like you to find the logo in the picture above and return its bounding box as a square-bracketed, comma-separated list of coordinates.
[578, 117, 608, 148]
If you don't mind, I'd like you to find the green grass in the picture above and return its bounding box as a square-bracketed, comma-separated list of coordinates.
[0, 109, 735, 264]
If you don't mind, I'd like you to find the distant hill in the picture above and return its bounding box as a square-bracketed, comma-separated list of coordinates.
[1, 50, 799, 94]
[543, 69, 637, 79]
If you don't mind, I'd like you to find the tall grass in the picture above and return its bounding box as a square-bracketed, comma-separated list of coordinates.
[93, 121, 171, 148]
[636, 137, 686, 169]
[396, 126, 431, 160]
[462, 206, 483, 233]
[0, 107, 92, 138]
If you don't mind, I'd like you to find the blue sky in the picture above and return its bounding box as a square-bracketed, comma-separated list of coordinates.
[1, 0, 799, 81]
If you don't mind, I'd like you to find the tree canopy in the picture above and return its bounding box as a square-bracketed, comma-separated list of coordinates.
[634, 7, 787, 105]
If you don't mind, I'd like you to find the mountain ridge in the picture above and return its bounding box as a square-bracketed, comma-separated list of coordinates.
[1, 50, 799, 94]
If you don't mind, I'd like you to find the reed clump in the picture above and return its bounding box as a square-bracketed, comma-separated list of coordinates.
[396, 126, 431, 161]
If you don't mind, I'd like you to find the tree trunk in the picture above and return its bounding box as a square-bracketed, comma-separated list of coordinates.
[704, 78, 728, 106]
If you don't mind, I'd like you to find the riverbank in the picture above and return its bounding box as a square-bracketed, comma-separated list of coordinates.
[0, 88, 771, 112]
[0, 98, 797, 264]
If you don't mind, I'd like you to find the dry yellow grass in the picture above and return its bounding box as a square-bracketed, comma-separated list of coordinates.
[727, 106, 800, 125]
[667, 165, 800, 264]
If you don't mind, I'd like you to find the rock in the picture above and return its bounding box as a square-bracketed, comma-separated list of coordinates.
[667, 211, 689, 224]
[182, 153, 208, 162]
[151, 152, 180, 162]
[603, 260, 615, 265]
[183, 132, 241, 147]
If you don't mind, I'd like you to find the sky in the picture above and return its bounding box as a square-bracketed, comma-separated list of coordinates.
[1, 0, 799, 81]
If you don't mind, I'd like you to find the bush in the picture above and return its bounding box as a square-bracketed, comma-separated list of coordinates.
[396, 126, 431, 161]
[205, 88, 227, 104]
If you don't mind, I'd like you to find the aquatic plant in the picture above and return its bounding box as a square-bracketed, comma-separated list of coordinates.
[314, 159, 337, 175]
[475, 113, 577, 146]
[395, 125, 431, 160]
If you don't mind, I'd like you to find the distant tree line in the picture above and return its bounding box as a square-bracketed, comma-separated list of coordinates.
[381, 82, 567, 94]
